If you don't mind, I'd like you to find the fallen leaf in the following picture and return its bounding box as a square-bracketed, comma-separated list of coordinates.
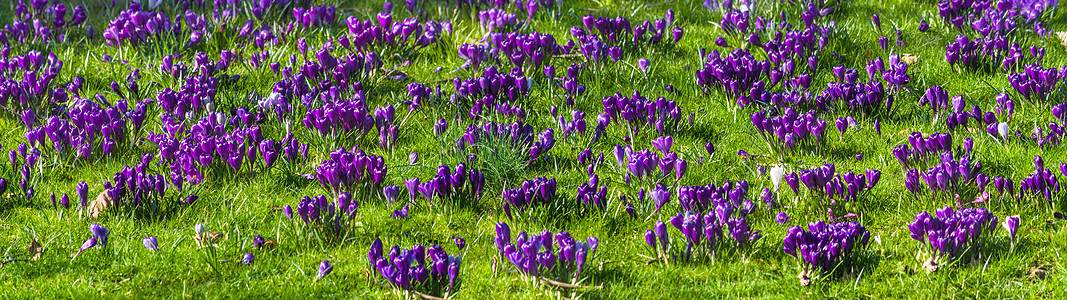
[89, 190, 114, 219]
[901, 54, 918, 64]
[194, 232, 226, 245]
[1058, 31, 1067, 47]
[263, 240, 278, 249]
[1029, 266, 1047, 281]
[28, 239, 42, 261]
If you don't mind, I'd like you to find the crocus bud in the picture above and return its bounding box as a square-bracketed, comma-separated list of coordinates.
[90, 223, 109, 248]
[243, 253, 255, 265]
[1002, 215, 1020, 242]
[253, 235, 266, 249]
[434, 118, 448, 136]
[316, 260, 334, 281]
[769, 165, 784, 191]
[143, 236, 159, 252]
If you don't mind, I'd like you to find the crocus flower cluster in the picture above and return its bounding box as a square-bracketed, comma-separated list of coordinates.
[750, 108, 828, 156]
[1016, 121, 1067, 149]
[404, 163, 486, 207]
[147, 111, 305, 186]
[647, 195, 762, 263]
[892, 132, 962, 167]
[783, 221, 870, 285]
[315, 146, 387, 197]
[300, 89, 397, 148]
[452, 66, 532, 103]
[554, 108, 605, 145]
[893, 133, 989, 203]
[100, 153, 199, 216]
[74, 222, 109, 259]
[575, 174, 607, 210]
[786, 164, 881, 203]
[3, 1, 87, 44]
[909, 206, 998, 272]
[29, 96, 148, 160]
[292, 192, 358, 237]
[7, 143, 39, 202]
[101, 4, 204, 48]
[479, 8, 523, 32]
[1017, 156, 1059, 204]
[501, 177, 557, 217]
[344, 8, 450, 58]
[468, 31, 563, 70]
[677, 180, 749, 214]
[368, 238, 462, 297]
[1008, 63, 1064, 103]
[292, 5, 336, 28]
[601, 91, 684, 136]
[0, 50, 65, 113]
[812, 65, 888, 116]
[696, 49, 767, 102]
[611, 145, 687, 186]
[494, 222, 599, 284]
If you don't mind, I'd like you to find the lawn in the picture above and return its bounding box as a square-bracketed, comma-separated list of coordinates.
[0, 0, 1065, 298]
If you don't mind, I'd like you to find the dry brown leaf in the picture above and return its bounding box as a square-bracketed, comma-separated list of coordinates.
[901, 54, 918, 64]
[1058, 32, 1067, 47]
[89, 190, 113, 219]
[27, 239, 42, 261]
[194, 232, 226, 244]
[262, 240, 278, 249]
[1029, 266, 1047, 281]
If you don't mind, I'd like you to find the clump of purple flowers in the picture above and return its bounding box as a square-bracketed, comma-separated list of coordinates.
[1008, 63, 1064, 104]
[4, 1, 87, 44]
[100, 153, 199, 217]
[292, 192, 359, 242]
[404, 163, 486, 208]
[368, 238, 462, 298]
[750, 108, 828, 156]
[0, 51, 66, 113]
[501, 177, 558, 218]
[894, 132, 989, 204]
[646, 180, 761, 264]
[909, 206, 997, 273]
[315, 146, 387, 199]
[494, 222, 599, 285]
[783, 221, 870, 285]
[601, 90, 684, 136]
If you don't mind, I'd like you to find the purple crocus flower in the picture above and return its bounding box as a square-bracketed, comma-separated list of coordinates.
[243, 253, 255, 265]
[638, 58, 650, 74]
[775, 212, 789, 225]
[90, 223, 109, 248]
[1002, 215, 1020, 243]
[253, 235, 266, 249]
[143, 236, 158, 252]
[77, 181, 88, 207]
[316, 260, 334, 281]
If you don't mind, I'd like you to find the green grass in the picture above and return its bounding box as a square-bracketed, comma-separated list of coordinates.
[1, 0, 1067, 298]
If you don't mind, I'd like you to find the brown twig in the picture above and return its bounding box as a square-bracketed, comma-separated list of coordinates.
[0, 259, 30, 269]
[538, 276, 603, 290]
